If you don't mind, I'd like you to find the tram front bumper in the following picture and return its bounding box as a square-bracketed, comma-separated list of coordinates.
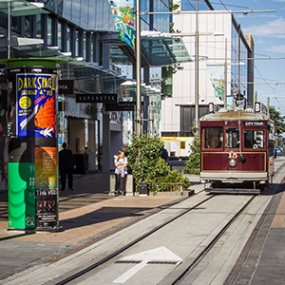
[200, 172, 268, 184]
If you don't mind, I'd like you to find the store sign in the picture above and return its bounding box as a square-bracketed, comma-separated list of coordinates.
[58, 80, 74, 94]
[105, 101, 136, 111]
[76, 93, 117, 103]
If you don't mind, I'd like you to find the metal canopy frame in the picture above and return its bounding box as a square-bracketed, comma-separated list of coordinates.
[0, 0, 48, 16]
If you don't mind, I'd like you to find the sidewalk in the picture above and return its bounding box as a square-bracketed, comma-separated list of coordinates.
[0, 172, 201, 280]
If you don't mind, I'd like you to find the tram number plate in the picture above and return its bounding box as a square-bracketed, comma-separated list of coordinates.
[228, 152, 238, 159]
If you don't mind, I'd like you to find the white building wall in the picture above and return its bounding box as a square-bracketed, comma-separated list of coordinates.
[161, 11, 232, 133]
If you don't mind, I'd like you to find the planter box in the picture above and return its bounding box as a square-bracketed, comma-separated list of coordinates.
[109, 174, 134, 196]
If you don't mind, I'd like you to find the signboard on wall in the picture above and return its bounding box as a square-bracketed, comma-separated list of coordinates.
[76, 93, 117, 103]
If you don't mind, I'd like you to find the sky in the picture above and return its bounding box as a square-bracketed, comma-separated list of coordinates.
[210, 0, 285, 116]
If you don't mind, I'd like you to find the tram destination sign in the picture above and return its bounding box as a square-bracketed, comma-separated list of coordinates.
[245, 121, 265, 126]
[76, 93, 117, 103]
[105, 102, 136, 111]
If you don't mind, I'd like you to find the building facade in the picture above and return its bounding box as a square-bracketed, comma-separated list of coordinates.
[0, 0, 175, 186]
[160, 6, 254, 148]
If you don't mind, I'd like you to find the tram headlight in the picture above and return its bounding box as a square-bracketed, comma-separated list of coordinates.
[229, 159, 237, 167]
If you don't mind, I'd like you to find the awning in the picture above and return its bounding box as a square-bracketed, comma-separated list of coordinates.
[0, 0, 49, 17]
[0, 45, 126, 94]
[141, 31, 192, 66]
[110, 31, 192, 67]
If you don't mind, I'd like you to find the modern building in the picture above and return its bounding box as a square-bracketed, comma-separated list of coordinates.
[0, 0, 191, 188]
[160, 1, 254, 156]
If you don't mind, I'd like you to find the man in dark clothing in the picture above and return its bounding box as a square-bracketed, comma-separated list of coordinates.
[59, 142, 76, 190]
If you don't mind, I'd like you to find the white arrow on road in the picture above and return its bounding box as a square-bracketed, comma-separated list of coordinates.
[113, 246, 182, 284]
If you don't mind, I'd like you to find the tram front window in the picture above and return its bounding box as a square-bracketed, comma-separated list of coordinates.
[203, 127, 223, 149]
[226, 128, 240, 149]
[244, 130, 264, 149]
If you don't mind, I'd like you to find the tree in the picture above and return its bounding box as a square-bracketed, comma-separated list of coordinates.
[183, 134, 201, 175]
[125, 134, 170, 192]
[269, 106, 285, 135]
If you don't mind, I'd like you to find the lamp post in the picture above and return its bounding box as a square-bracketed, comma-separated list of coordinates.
[135, 0, 141, 134]
[224, 38, 227, 108]
[194, 0, 199, 134]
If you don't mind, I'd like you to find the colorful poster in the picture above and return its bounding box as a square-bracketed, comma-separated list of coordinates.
[36, 188, 58, 228]
[207, 65, 224, 101]
[16, 74, 56, 138]
[35, 147, 57, 188]
[108, 0, 135, 50]
[35, 147, 58, 228]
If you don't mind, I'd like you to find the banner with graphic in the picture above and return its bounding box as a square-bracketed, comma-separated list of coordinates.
[16, 73, 56, 138]
[108, 0, 135, 50]
[207, 65, 224, 101]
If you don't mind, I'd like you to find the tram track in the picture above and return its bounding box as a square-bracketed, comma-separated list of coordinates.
[170, 195, 256, 285]
[55, 192, 215, 285]
[51, 192, 256, 285]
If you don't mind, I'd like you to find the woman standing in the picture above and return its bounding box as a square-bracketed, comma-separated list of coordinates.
[115, 150, 128, 195]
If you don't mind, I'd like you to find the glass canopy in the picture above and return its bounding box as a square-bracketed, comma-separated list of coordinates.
[110, 31, 192, 67]
[0, 0, 48, 17]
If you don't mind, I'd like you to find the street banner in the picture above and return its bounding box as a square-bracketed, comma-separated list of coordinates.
[108, 0, 135, 50]
[16, 73, 56, 138]
[207, 65, 224, 101]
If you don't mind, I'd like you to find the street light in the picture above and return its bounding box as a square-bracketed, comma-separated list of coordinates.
[135, 0, 141, 134]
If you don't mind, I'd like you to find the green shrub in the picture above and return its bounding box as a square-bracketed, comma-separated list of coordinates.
[125, 133, 190, 193]
[155, 170, 191, 192]
[184, 134, 201, 175]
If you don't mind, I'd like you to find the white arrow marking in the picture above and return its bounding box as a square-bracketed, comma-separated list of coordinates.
[113, 247, 182, 284]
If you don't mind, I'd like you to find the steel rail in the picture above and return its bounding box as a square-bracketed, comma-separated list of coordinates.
[55, 193, 214, 285]
[172, 195, 255, 285]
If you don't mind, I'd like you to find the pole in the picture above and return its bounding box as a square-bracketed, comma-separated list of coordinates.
[7, 2, 10, 59]
[224, 38, 227, 108]
[194, 0, 199, 133]
[135, 0, 141, 134]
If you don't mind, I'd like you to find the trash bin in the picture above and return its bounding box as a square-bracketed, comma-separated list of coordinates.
[139, 183, 148, 196]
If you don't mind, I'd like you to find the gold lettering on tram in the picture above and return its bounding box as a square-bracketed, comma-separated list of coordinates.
[228, 152, 238, 159]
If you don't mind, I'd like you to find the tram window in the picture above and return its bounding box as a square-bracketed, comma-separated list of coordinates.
[244, 130, 264, 149]
[203, 127, 223, 149]
[226, 128, 240, 149]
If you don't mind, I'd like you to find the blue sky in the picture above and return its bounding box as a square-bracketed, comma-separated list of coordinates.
[210, 0, 285, 116]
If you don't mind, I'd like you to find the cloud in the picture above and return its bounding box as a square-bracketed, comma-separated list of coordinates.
[273, 0, 285, 2]
[267, 45, 285, 53]
[243, 18, 285, 37]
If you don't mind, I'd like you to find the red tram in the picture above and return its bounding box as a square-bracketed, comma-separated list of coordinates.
[200, 103, 274, 194]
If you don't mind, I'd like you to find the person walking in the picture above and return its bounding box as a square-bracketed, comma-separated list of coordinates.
[59, 142, 76, 191]
[114, 150, 128, 195]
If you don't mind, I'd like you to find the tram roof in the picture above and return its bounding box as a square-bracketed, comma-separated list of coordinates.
[200, 109, 270, 122]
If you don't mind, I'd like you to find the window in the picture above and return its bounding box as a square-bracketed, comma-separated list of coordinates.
[226, 128, 240, 149]
[244, 130, 264, 149]
[203, 127, 223, 149]
[180, 141, 186, 149]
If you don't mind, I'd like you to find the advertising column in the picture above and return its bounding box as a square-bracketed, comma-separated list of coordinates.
[1, 58, 64, 230]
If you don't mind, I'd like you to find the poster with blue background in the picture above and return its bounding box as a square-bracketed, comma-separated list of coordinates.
[17, 74, 56, 138]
